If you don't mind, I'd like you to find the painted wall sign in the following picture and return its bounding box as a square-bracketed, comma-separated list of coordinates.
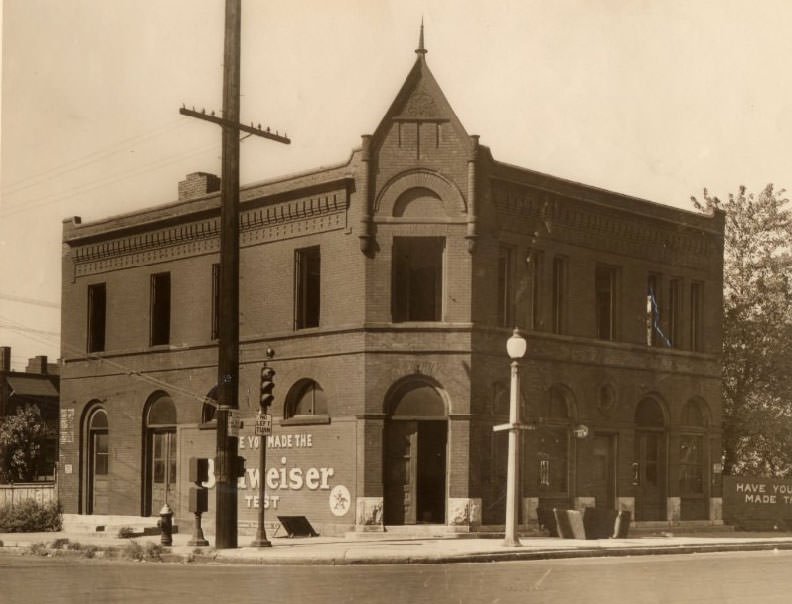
[723, 476, 792, 530]
[59, 409, 74, 444]
[178, 423, 355, 528]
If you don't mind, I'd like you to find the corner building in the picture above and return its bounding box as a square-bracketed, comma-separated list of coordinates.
[58, 36, 725, 535]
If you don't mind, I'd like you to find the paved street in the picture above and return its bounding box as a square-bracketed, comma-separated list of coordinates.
[2, 549, 791, 604]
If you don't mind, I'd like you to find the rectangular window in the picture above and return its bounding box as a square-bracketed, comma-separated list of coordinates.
[150, 272, 171, 346]
[679, 435, 704, 494]
[530, 251, 543, 330]
[211, 263, 220, 340]
[690, 281, 703, 351]
[595, 266, 616, 341]
[646, 273, 662, 347]
[392, 237, 444, 322]
[497, 246, 513, 327]
[295, 246, 321, 329]
[668, 278, 681, 348]
[551, 256, 567, 334]
[87, 283, 106, 353]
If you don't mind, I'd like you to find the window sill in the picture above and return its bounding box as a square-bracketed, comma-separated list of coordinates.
[280, 415, 331, 426]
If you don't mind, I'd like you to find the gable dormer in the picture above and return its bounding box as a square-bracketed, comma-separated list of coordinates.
[357, 25, 480, 254]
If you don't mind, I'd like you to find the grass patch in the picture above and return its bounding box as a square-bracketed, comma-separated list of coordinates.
[116, 526, 136, 539]
[0, 500, 62, 532]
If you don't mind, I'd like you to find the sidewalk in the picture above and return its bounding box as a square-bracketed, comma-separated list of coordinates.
[4, 527, 792, 564]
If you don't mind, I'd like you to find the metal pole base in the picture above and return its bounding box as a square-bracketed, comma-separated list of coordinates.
[503, 537, 522, 548]
[188, 512, 210, 547]
[251, 538, 272, 548]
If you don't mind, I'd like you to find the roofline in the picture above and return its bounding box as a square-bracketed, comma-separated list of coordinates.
[489, 153, 725, 233]
[63, 149, 360, 243]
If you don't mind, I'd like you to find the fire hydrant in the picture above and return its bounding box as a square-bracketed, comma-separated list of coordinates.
[157, 502, 173, 546]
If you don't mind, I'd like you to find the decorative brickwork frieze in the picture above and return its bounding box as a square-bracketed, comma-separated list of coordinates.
[491, 180, 719, 268]
[71, 189, 348, 277]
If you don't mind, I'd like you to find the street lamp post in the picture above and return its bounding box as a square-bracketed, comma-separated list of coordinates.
[494, 328, 529, 547]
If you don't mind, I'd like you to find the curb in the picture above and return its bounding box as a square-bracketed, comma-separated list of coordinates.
[4, 540, 792, 566]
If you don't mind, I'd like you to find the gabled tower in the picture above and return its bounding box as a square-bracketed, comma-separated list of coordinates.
[358, 23, 480, 254]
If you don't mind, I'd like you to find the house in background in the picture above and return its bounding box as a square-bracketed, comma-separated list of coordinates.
[0, 346, 60, 482]
[57, 30, 725, 535]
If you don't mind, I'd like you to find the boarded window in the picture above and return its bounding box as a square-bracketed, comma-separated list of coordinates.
[87, 283, 106, 353]
[295, 247, 320, 329]
[150, 273, 171, 346]
[392, 237, 444, 322]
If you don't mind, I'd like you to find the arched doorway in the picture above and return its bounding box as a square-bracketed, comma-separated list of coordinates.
[84, 406, 109, 514]
[144, 393, 177, 516]
[383, 380, 447, 525]
[634, 397, 667, 520]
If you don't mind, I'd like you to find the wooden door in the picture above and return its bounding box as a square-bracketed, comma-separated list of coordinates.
[591, 434, 615, 509]
[90, 431, 109, 514]
[636, 431, 665, 520]
[384, 421, 417, 525]
[416, 421, 446, 524]
[149, 430, 176, 515]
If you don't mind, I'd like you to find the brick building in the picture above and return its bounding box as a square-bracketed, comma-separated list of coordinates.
[58, 33, 724, 535]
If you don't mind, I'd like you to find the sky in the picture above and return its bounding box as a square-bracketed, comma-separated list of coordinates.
[1, 0, 791, 370]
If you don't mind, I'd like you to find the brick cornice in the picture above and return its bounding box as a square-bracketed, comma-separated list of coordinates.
[491, 179, 722, 269]
[70, 186, 349, 277]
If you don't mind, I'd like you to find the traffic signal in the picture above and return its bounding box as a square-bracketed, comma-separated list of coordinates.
[260, 365, 276, 408]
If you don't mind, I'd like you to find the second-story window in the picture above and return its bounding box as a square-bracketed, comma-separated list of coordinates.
[87, 283, 106, 353]
[668, 278, 681, 348]
[150, 272, 171, 346]
[690, 281, 703, 351]
[646, 273, 664, 347]
[295, 246, 320, 329]
[551, 256, 567, 334]
[595, 265, 616, 341]
[497, 246, 513, 327]
[392, 237, 444, 322]
[211, 263, 220, 340]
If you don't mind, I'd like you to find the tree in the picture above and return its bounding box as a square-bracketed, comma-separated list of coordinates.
[692, 184, 792, 477]
[0, 404, 49, 483]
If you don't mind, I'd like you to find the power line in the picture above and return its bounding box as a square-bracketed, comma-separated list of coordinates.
[1, 119, 188, 197]
[0, 142, 222, 219]
[0, 313, 215, 407]
[0, 293, 60, 309]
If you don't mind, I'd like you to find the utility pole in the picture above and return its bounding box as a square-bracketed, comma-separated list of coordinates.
[180, 0, 290, 549]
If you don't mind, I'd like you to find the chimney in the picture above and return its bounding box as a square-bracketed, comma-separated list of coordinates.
[26, 355, 48, 375]
[0, 347, 9, 372]
[178, 172, 220, 201]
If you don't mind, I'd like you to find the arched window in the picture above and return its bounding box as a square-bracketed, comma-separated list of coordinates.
[283, 379, 330, 424]
[201, 387, 218, 424]
[635, 398, 665, 427]
[390, 382, 446, 418]
[147, 395, 176, 426]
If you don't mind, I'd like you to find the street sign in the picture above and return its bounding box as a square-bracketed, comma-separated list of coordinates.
[255, 413, 272, 436]
[228, 414, 242, 438]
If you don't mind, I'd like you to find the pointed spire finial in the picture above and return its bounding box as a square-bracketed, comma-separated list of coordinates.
[415, 18, 427, 55]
